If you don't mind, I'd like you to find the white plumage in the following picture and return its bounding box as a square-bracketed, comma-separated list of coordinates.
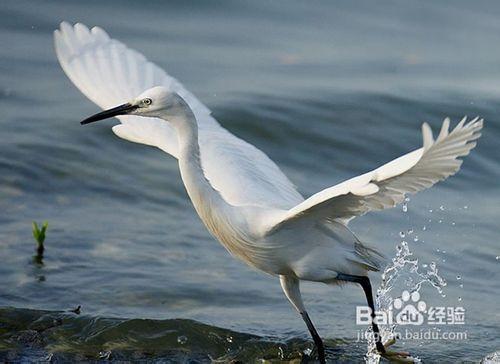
[55, 22, 482, 363]
[266, 117, 482, 232]
[54, 22, 303, 211]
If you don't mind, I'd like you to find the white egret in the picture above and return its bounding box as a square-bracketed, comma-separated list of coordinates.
[55, 22, 482, 363]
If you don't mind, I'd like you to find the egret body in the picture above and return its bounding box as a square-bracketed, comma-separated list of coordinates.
[55, 22, 483, 363]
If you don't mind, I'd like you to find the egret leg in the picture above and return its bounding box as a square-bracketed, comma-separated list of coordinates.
[350, 277, 413, 362]
[336, 273, 385, 354]
[279, 275, 326, 364]
[301, 311, 326, 363]
[358, 276, 386, 354]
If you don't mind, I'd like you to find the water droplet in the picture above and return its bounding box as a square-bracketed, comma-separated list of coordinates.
[177, 335, 188, 344]
[442, 250, 446, 254]
[441, 293, 446, 298]
[402, 203, 408, 212]
[422, 225, 427, 231]
[413, 236, 419, 242]
[429, 209, 433, 213]
[439, 205, 445, 211]
[456, 275, 461, 280]
[496, 256, 500, 261]
[44, 353, 53, 362]
[438, 219, 443, 224]
[451, 221, 456, 226]
[278, 346, 285, 359]
[459, 283, 464, 288]
[227, 336, 233, 343]
[422, 263, 428, 268]
[407, 229, 413, 235]
[399, 231, 405, 238]
[99, 351, 112, 359]
[404, 196, 410, 203]
[436, 248, 440, 253]
[464, 205, 468, 209]
[442, 259, 446, 262]
[458, 296, 462, 301]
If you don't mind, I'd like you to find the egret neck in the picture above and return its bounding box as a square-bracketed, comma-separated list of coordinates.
[160, 102, 231, 233]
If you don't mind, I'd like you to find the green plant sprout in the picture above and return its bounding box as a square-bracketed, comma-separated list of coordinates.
[32, 221, 48, 257]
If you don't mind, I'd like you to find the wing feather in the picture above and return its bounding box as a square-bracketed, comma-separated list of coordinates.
[54, 22, 303, 210]
[267, 117, 483, 232]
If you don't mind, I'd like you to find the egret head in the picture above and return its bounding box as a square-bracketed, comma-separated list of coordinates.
[81, 86, 186, 125]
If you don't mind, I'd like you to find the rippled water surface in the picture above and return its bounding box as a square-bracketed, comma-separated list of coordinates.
[1, 0, 500, 362]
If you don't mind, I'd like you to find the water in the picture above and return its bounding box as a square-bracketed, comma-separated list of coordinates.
[1, 0, 500, 362]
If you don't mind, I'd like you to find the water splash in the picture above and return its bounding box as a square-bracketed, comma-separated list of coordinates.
[482, 351, 500, 363]
[364, 239, 447, 363]
[402, 197, 410, 212]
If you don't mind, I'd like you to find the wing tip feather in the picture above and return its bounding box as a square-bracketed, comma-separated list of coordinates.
[422, 122, 433, 151]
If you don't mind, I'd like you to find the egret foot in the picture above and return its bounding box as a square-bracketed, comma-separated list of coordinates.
[376, 338, 415, 363]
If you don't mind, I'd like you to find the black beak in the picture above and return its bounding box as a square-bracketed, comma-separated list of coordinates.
[81, 103, 138, 125]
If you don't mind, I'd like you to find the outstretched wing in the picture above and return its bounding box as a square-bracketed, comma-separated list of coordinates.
[266, 117, 483, 232]
[55, 22, 303, 209]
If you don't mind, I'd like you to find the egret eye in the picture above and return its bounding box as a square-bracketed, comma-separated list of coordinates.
[143, 98, 152, 106]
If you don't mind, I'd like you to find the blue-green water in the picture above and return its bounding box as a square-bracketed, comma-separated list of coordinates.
[1, 0, 499, 362]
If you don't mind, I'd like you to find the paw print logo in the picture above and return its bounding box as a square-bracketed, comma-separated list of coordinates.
[393, 290, 426, 326]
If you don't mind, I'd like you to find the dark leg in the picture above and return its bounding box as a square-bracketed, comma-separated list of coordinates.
[300, 311, 326, 364]
[337, 273, 386, 354]
[358, 276, 386, 354]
